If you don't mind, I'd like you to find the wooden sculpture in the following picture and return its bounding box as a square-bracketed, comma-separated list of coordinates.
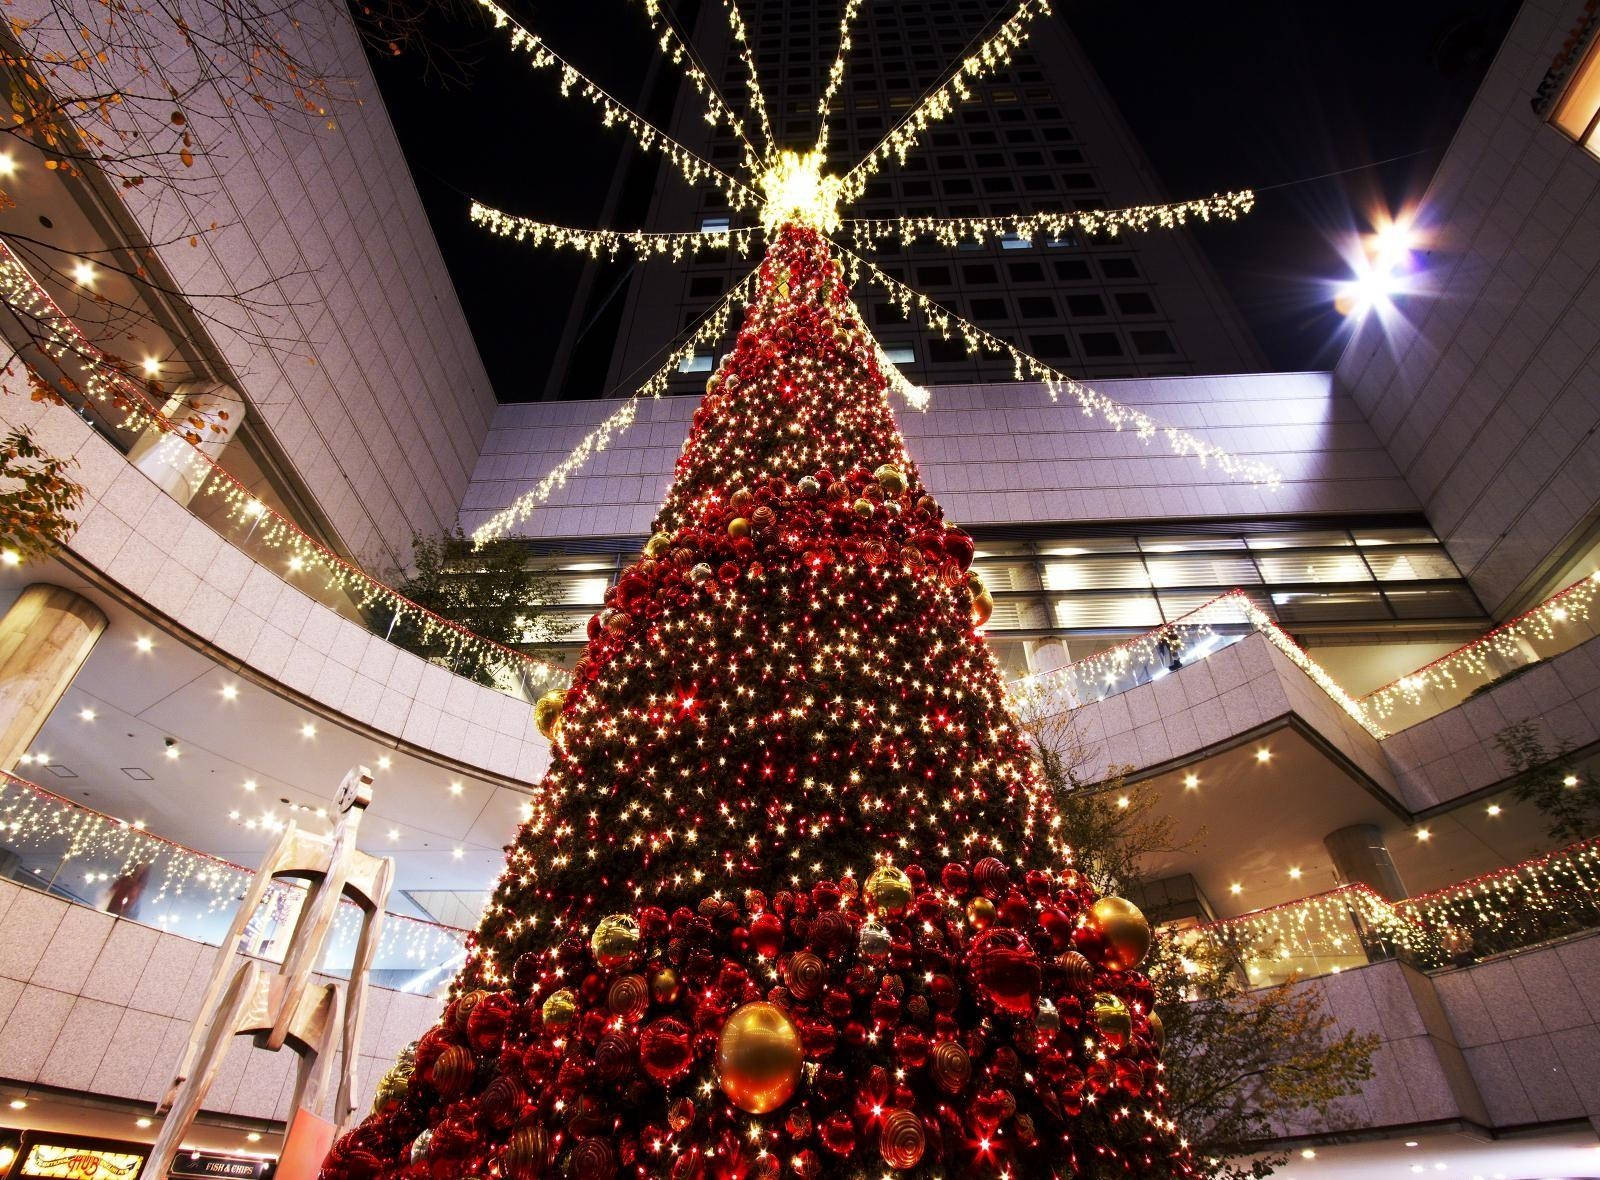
[150, 765, 394, 1175]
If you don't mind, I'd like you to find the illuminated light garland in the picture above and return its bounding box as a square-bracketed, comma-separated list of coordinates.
[1009, 589, 1385, 739]
[846, 248, 1285, 489]
[470, 0, 761, 211]
[468, 267, 761, 547]
[1361, 569, 1600, 722]
[835, 0, 1054, 205]
[811, 0, 864, 159]
[0, 773, 468, 985]
[1187, 835, 1600, 983]
[846, 189, 1259, 250]
[467, 200, 760, 260]
[631, 0, 764, 174]
[0, 237, 569, 693]
[716, 0, 776, 150]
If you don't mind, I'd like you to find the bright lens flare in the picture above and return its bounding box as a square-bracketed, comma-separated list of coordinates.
[1335, 212, 1419, 319]
[758, 150, 841, 234]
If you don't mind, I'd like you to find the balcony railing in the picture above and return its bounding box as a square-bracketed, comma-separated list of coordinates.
[1187, 835, 1600, 987]
[0, 236, 567, 701]
[0, 772, 469, 996]
[1008, 589, 1384, 737]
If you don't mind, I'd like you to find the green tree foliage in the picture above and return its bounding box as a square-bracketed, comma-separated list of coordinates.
[1019, 703, 1377, 1180]
[388, 527, 566, 686]
[1495, 718, 1600, 843]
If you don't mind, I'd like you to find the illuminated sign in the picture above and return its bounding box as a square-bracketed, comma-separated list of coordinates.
[8, 1133, 146, 1180]
[166, 1156, 270, 1179]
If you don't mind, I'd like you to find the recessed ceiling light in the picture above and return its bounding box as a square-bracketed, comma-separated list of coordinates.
[1255, 747, 1271, 763]
[133, 820, 146, 830]
[452, 847, 464, 860]
[449, 781, 463, 796]
[243, 779, 257, 792]
[79, 708, 96, 721]
[1115, 795, 1129, 809]
[1415, 828, 1430, 841]
[220, 683, 238, 701]
[228, 810, 240, 820]
[1183, 773, 1199, 790]
[315, 807, 327, 819]
[246, 1132, 262, 1143]
[388, 828, 399, 841]
[8, 1099, 26, 1110]
[1288, 866, 1302, 880]
[0, 153, 16, 175]
[1229, 882, 1242, 895]
[0, 549, 18, 567]
[1563, 774, 1579, 787]
[287, 556, 305, 573]
[141, 357, 161, 377]
[1300, 1149, 1316, 1160]
[165, 745, 180, 760]
[300, 723, 316, 738]
[377, 755, 392, 770]
[72, 260, 95, 285]
[1486, 804, 1501, 817]
[135, 636, 154, 653]
[1404, 1142, 1419, 1149]
[135, 1117, 152, 1129]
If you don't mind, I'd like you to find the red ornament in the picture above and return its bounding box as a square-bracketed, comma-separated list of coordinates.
[969, 928, 1040, 1014]
[639, 1018, 694, 1084]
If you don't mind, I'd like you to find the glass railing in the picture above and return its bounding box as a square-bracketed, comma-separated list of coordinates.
[1358, 570, 1600, 731]
[1184, 836, 1600, 987]
[0, 772, 468, 996]
[1010, 589, 1384, 737]
[0, 237, 567, 702]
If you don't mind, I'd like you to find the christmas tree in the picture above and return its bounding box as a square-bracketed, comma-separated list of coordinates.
[321, 222, 1189, 1178]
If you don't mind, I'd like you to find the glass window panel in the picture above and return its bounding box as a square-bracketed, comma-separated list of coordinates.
[1053, 594, 1162, 629]
[551, 575, 611, 605]
[1352, 527, 1438, 546]
[1138, 535, 1246, 553]
[1042, 556, 1151, 591]
[1382, 585, 1482, 619]
[1246, 531, 1353, 550]
[1157, 589, 1268, 623]
[972, 560, 1041, 591]
[1269, 589, 1389, 623]
[1037, 537, 1137, 556]
[984, 598, 1051, 630]
[538, 613, 594, 642]
[1363, 549, 1461, 581]
[1144, 554, 1262, 588]
[1255, 552, 1374, 584]
[1552, 37, 1600, 151]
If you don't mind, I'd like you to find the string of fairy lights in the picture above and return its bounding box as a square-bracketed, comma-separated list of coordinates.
[0, 237, 569, 691]
[0, 774, 467, 982]
[629, 0, 763, 174]
[1362, 568, 1600, 721]
[469, 202, 760, 260]
[467, 267, 761, 548]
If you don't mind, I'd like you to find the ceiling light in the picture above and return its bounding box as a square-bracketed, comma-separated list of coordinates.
[8, 1099, 26, 1110]
[1288, 866, 1302, 880]
[136, 1117, 153, 1129]
[79, 708, 96, 721]
[135, 636, 154, 653]
[1415, 828, 1430, 841]
[287, 556, 305, 573]
[1229, 882, 1242, 895]
[1183, 773, 1199, 790]
[1405, 1142, 1419, 1149]
[141, 357, 161, 377]
[164, 745, 180, 760]
[246, 1132, 262, 1143]
[388, 828, 399, 841]
[315, 807, 327, 819]
[32, 752, 48, 765]
[1300, 1150, 1316, 1160]
[1255, 747, 1271, 763]
[1563, 774, 1579, 787]
[300, 723, 316, 738]
[220, 683, 238, 700]
[229, 810, 240, 820]
[0, 549, 19, 567]
[243, 779, 256, 792]
[0, 152, 16, 175]
[452, 847, 464, 860]
[133, 820, 146, 830]
[449, 781, 463, 795]
[1486, 804, 1501, 817]
[72, 260, 96, 285]
[377, 755, 391, 770]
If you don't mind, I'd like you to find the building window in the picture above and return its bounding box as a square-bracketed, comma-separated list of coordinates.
[970, 297, 1008, 320]
[678, 352, 714, 373]
[883, 346, 915, 365]
[1080, 331, 1123, 357]
[1131, 329, 1176, 355]
[1018, 295, 1057, 319]
[915, 264, 952, 286]
[688, 276, 724, 298]
[1028, 332, 1072, 358]
[699, 216, 730, 232]
[1116, 292, 1157, 315]
[1551, 31, 1600, 154]
[961, 263, 998, 284]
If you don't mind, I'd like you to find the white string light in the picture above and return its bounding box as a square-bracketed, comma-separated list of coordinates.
[468, 201, 760, 260]
[630, 0, 765, 173]
[812, 0, 865, 159]
[471, 0, 761, 210]
[469, 268, 761, 547]
[836, 0, 1054, 205]
[715, 0, 776, 150]
[846, 190, 1258, 250]
[844, 246, 1285, 488]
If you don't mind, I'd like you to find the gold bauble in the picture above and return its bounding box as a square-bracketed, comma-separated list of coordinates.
[1092, 992, 1132, 1046]
[541, 988, 577, 1029]
[591, 913, 642, 968]
[970, 590, 994, 627]
[716, 1001, 803, 1114]
[728, 517, 750, 538]
[966, 896, 997, 928]
[1148, 1009, 1165, 1052]
[644, 531, 672, 558]
[533, 690, 566, 741]
[874, 464, 908, 496]
[853, 497, 876, 517]
[370, 1061, 412, 1113]
[651, 965, 682, 1005]
[1090, 896, 1151, 971]
[864, 864, 913, 914]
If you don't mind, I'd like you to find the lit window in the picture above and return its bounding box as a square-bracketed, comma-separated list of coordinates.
[678, 352, 714, 374]
[699, 216, 731, 232]
[883, 346, 915, 365]
[1000, 232, 1031, 250]
[1551, 33, 1600, 155]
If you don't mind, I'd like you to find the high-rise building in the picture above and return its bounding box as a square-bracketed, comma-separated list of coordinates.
[552, 0, 1263, 399]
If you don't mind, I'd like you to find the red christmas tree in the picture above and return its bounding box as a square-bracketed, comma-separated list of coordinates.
[322, 225, 1188, 1179]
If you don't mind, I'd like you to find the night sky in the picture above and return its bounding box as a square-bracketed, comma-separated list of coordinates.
[365, 0, 1519, 402]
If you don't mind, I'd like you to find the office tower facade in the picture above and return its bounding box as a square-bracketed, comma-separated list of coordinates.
[562, 0, 1264, 398]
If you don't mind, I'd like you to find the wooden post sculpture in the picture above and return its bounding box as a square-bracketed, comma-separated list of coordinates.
[150, 765, 394, 1175]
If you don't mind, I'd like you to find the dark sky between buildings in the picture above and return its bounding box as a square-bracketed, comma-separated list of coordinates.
[366, 0, 1518, 402]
